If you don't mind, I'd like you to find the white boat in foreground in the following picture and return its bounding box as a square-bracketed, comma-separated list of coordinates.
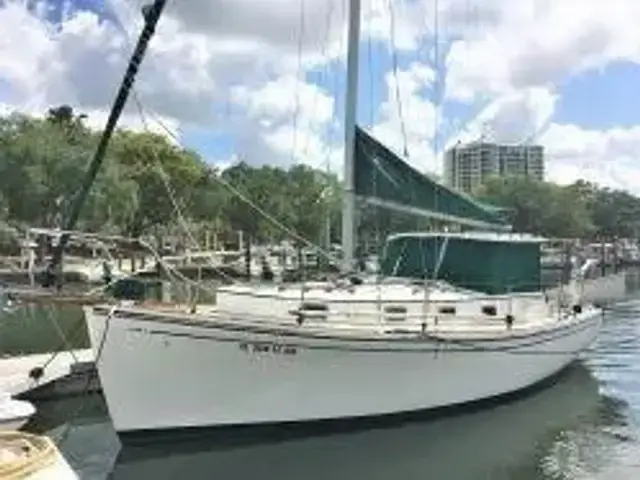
[0, 431, 77, 479]
[84, 233, 602, 433]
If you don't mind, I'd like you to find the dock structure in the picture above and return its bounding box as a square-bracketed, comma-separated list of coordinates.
[0, 349, 98, 400]
[549, 271, 628, 307]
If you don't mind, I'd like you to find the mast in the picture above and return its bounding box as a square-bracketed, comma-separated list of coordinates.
[41, 1, 168, 288]
[340, 0, 362, 273]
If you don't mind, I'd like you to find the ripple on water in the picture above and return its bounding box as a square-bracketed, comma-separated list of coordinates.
[539, 424, 639, 480]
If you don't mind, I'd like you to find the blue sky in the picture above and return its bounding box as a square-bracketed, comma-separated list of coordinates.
[554, 61, 640, 129]
[2, 0, 640, 191]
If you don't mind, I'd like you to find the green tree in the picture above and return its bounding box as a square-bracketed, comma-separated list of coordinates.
[282, 165, 330, 245]
[109, 130, 206, 237]
[188, 166, 229, 239]
[568, 180, 640, 239]
[0, 113, 132, 230]
[474, 176, 593, 238]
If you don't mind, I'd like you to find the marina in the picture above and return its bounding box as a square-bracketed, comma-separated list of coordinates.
[0, 267, 632, 479]
[0, 0, 639, 478]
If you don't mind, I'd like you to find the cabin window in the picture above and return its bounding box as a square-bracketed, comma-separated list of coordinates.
[300, 302, 328, 321]
[384, 305, 407, 322]
[482, 305, 497, 316]
[438, 306, 456, 315]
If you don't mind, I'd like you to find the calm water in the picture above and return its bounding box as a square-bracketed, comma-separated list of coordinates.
[9, 284, 640, 479]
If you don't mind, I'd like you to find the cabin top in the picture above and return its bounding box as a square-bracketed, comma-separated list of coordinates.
[386, 231, 548, 244]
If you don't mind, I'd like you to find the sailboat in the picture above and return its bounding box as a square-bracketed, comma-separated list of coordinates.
[65, 0, 603, 433]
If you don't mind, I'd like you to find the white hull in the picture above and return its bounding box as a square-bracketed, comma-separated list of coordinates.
[0, 396, 35, 431]
[85, 304, 602, 433]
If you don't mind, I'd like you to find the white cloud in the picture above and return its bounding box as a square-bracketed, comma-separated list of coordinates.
[1, 0, 640, 195]
[444, 0, 640, 101]
[437, 0, 640, 192]
[230, 75, 339, 168]
[233, 75, 335, 130]
[541, 123, 640, 192]
[371, 62, 438, 171]
[0, 0, 354, 169]
[449, 87, 559, 146]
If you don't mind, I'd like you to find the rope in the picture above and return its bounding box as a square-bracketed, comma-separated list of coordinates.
[104, 0, 236, 286]
[0, 431, 59, 479]
[133, 100, 236, 284]
[53, 305, 116, 448]
[151, 115, 342, 266]
[29, 306, 84, 378]
[108, 8, 342, 268]
[107, 0, 342, 271]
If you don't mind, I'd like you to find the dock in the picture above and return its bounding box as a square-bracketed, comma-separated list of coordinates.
[550, 271, 629, 307]
[0, 349, 99, 400]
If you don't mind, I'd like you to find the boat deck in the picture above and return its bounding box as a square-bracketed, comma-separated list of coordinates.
[105, 299, 596, 342]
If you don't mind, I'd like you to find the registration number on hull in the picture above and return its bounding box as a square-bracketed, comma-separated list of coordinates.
[239, 341, 297, 355]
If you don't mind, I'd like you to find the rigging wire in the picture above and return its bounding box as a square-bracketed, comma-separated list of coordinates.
[291, 0, 306, 163]
[107, 0, 344, 269]
[366, 0, 375, 127]
[134, 95, 343, 267]
[132, 100, 236, 284]
[386, 0, 409, 159]
[52, 305, 115, 448]
[300, 0, 345, 176]
[116, 89, 234, 283]
[432, 0, 440, 182]
[432, 0, 441, 273]
[109, 1, 311, 278]
[300, 0, 336, 161]
[365, 0, 381, 252]
[42, 0, 169, 289]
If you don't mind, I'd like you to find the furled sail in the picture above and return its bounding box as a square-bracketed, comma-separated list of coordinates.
[354, 127, 510, 230]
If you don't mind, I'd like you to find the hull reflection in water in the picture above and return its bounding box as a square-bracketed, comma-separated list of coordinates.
[111, 362, 614, 480]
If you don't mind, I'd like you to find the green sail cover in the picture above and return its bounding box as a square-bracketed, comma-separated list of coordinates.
[354, 127, 509, 229]
[380, 233, 543, 294]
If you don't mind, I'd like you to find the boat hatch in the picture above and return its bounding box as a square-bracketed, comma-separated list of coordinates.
[384, 305, 407, 322]
[299, 302, 329, 321]
[482, 305, 497, 316]
[438, 306, 456, 315]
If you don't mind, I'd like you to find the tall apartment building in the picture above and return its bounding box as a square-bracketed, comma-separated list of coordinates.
[443, 141, 544, 194]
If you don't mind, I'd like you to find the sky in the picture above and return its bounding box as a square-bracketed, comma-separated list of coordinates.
[1, 0, 640, 193]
